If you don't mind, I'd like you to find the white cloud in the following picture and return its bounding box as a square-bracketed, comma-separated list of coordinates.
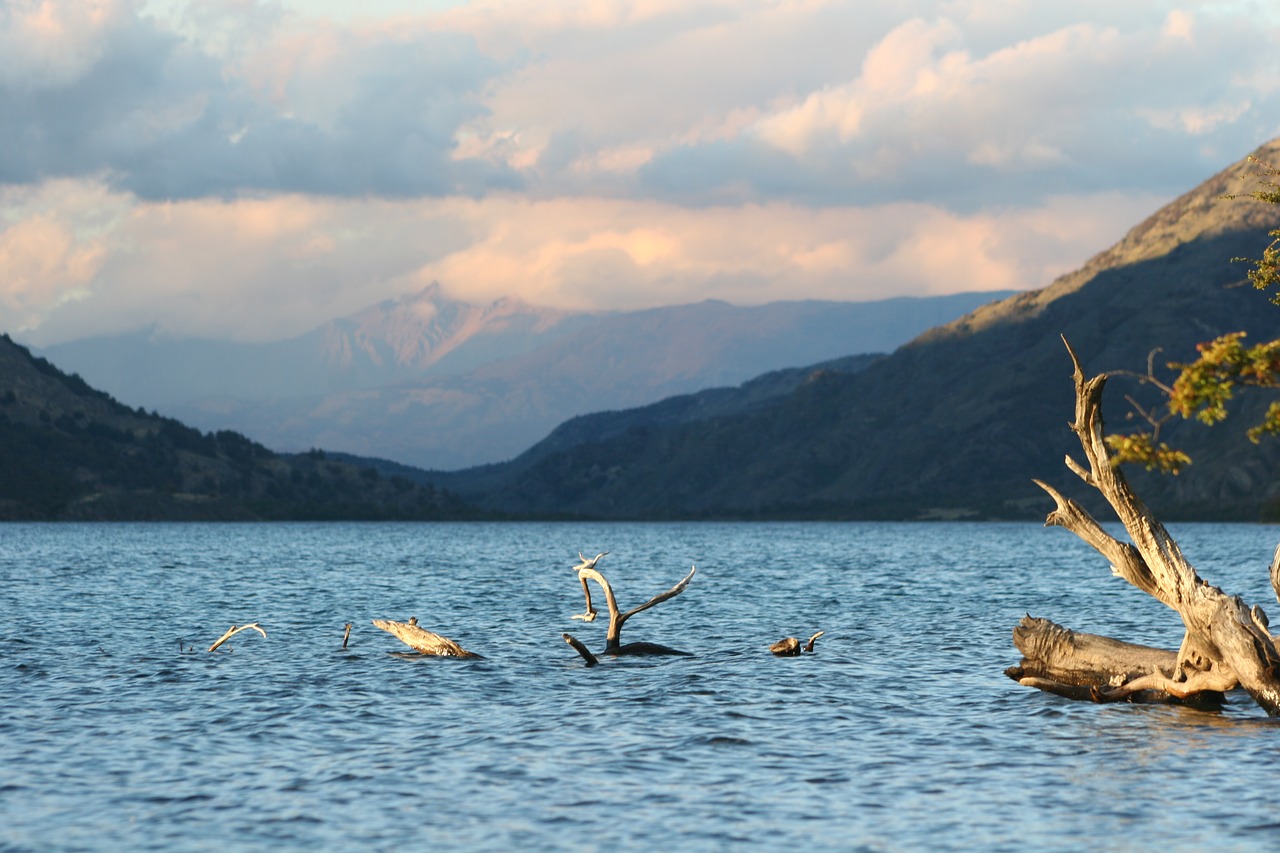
[0, 0, 516, 198]
[0, 0, 122, 90]
[3, 1, 1280, 345]
[642, 7, 1280, 206]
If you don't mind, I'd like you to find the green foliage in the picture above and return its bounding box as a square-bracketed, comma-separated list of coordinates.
[1168, 333, 1280, 434]
[1104, 432, 1192, 474]
[1110, 157, 1280, 472]
[1229, 157, 1280, 302]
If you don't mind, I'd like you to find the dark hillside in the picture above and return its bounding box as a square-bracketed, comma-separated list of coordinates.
[0, 335, 477, 520]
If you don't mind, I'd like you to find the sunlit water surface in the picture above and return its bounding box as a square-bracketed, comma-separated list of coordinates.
[4, 521, 1280, 851]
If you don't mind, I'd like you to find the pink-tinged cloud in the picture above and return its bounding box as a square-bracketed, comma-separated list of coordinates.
[3, 1, 1280, 345]
[5, 179, 1164, 346]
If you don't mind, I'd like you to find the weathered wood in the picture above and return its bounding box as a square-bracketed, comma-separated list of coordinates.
[770, 631, 824, 656]
[1005, 615, 1225, 708]
[372, 618, 483, 658]
[1009, 615, 1176, 684]
[771, 637, 802, 656]
[1015, 338, 1280, 715]
[569, 553, 695, 657]
[1270, 542, 1280, 604]
[208, 622, 266, 652]
[563, 633, 599, 666]
[570, 551, 609, 622]
[342, 622, 352, 650]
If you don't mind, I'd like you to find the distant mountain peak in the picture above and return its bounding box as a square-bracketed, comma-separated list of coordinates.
[314, 281, 580, 372]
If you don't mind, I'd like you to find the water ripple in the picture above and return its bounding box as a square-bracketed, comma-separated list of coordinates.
[3, 521, 1280, 851]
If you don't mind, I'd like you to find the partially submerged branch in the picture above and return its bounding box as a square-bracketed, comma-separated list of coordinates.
[770, 631, 824, 656]
[372, 618, 483, 658]
[568, 552, 696, 657]
[208, 622, 266, 652]
[1270, 543, 1280, 604]
[570, 552, 609, 622]
[563, 633, 599, 666]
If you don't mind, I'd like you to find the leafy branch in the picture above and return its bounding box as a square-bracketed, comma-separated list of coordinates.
[1107, 156, 1280, 473]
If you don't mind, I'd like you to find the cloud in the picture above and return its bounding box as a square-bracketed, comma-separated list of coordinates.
[411, 191, 1167, 311]
[6, 2, 1276, 207]
[4, 1, 1280, 346]
[0, 180, 119, 334]
[5, 180, 479, 343]
[6, 178, 1164, 346]
[0, 0, 518, 198]
[638, 8, 1280, 207]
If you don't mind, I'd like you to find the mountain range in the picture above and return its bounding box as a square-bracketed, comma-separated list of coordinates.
[427, 138, 1280, 521]
[38, 289, 1015, 470]
[9, 139, 1280, 522]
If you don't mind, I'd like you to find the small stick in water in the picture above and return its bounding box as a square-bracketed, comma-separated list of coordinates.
[342, 622, 352, 650]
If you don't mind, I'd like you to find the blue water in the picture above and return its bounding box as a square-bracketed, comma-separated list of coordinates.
[3, 521, 1280, 852]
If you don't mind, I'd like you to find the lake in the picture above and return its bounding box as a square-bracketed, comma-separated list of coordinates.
[3, 520, 1280, 851]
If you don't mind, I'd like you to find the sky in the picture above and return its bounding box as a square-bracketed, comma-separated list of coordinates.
[3, 1, 1280, 345]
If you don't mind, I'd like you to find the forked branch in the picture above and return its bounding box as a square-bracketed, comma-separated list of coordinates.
[567, 552, 696, 656]
[1016, 338, 1280, 715]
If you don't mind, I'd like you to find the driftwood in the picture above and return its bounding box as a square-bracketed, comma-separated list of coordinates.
[342, 622, 352, 650]
[1010, 338, 1280, 715]
[770, 631, 824, 656]
[564, 552, 695, 658]
[372, 617, 483, 658]
[208, 622, 266, 652]
[1006, 616, 1223, 709]
[563, 633, 599, 666]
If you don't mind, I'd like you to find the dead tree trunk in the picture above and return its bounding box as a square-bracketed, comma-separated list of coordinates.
[1010, 338, 1280, 715]
[565, 552, 695, 657]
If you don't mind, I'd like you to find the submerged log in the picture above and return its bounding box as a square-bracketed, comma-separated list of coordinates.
[372, 618, 483, 658]
[770, 631, 824, 656]
[567, 552, 695, 658]
[1011, 338, 1280, 715]
[1005, 616, 1223, 709]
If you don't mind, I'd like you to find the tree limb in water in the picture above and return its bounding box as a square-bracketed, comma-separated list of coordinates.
[770, 631, 824, 656]
[208, 622, 266, 652]
[563, 633, 599, 666]
[372, 618, 483, 658]
[568, 553, 695, 657]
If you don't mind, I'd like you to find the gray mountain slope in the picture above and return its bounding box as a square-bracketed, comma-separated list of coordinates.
[41, 290, 1013, 469]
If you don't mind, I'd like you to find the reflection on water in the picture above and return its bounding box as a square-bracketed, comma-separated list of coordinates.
[2, 520, 1279, 851]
